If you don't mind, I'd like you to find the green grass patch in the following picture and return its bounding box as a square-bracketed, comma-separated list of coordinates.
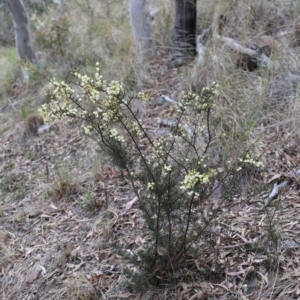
[0, 47, 18, 93]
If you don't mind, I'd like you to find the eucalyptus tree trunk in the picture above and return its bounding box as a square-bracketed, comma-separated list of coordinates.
[6, 0, 38, 81]
[172, 0, 197, 66]
[129, 0, 155, 61]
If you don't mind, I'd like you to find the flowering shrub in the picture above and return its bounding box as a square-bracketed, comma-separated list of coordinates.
[40, 63, 263, 287]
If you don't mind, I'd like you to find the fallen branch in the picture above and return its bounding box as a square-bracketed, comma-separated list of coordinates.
[264, 168, 300, 207]
[151, 94, 176, 107]
[160, 94, 176, 105]
[223, 242, 251, 249]
[264, 180, 290, 207]
[195, 7, 274, 71]
[214, 34, 273, 69]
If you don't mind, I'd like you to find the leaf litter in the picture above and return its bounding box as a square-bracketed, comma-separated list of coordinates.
[2, 44, 300, 300]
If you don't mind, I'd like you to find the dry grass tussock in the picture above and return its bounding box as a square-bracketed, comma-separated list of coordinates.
[1, 0, 300, 299]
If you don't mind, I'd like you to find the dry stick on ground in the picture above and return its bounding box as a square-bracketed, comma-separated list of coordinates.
[214, 34, 273, 69]
[196, 5, 274, 70]
[159, 95, 176, 105]
[264, 180, 290, 207]
[264, 168, 300, 207]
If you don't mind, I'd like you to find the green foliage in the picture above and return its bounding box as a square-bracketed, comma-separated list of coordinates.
[36, 16, 70, 57]
[47, 158, 80, 201]
[19, 102, 37, 120]
[0, 2, 14, 46]
[0, 173, 27, 202]
[40, 64, 264, 288]
[24, 0, 55, 15]
[0, 0, 56, 46]
[0, 47, 18, 93]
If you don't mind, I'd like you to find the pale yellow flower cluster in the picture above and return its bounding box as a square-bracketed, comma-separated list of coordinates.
[125, 119, 143, 138]
[175, 84, 218, 122]
[110, 128, 125, 143]
[147, 182, 155, 190]
[39, 80, 77, 123]
[137, 92, 153, 103]
[237, 153, 263, 171]
[102, 81, 125, 123]
[163, 165, 172, 172]
[81, 124, 93, 136]
[153, 137, 166, 157]
[106, 81, 124, 100]
[95, 62, 107, 89]
[74, 72, 100, 104]
[39, 63, 128, 143]
[180, 169, 216, 195]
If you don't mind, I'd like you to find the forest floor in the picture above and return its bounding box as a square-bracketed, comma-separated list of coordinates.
[1, 53, 300, 300]
[2, 0, 300, 299]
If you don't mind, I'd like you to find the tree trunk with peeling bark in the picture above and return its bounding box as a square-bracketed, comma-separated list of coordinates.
[172, 0, 197, 66]
[6, 0, 38, 81]
[129, 0, 155, 61]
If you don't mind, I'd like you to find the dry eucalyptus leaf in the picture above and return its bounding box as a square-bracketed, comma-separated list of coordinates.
[125, 196, 138, 210]
[25, 264, 46, 284]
